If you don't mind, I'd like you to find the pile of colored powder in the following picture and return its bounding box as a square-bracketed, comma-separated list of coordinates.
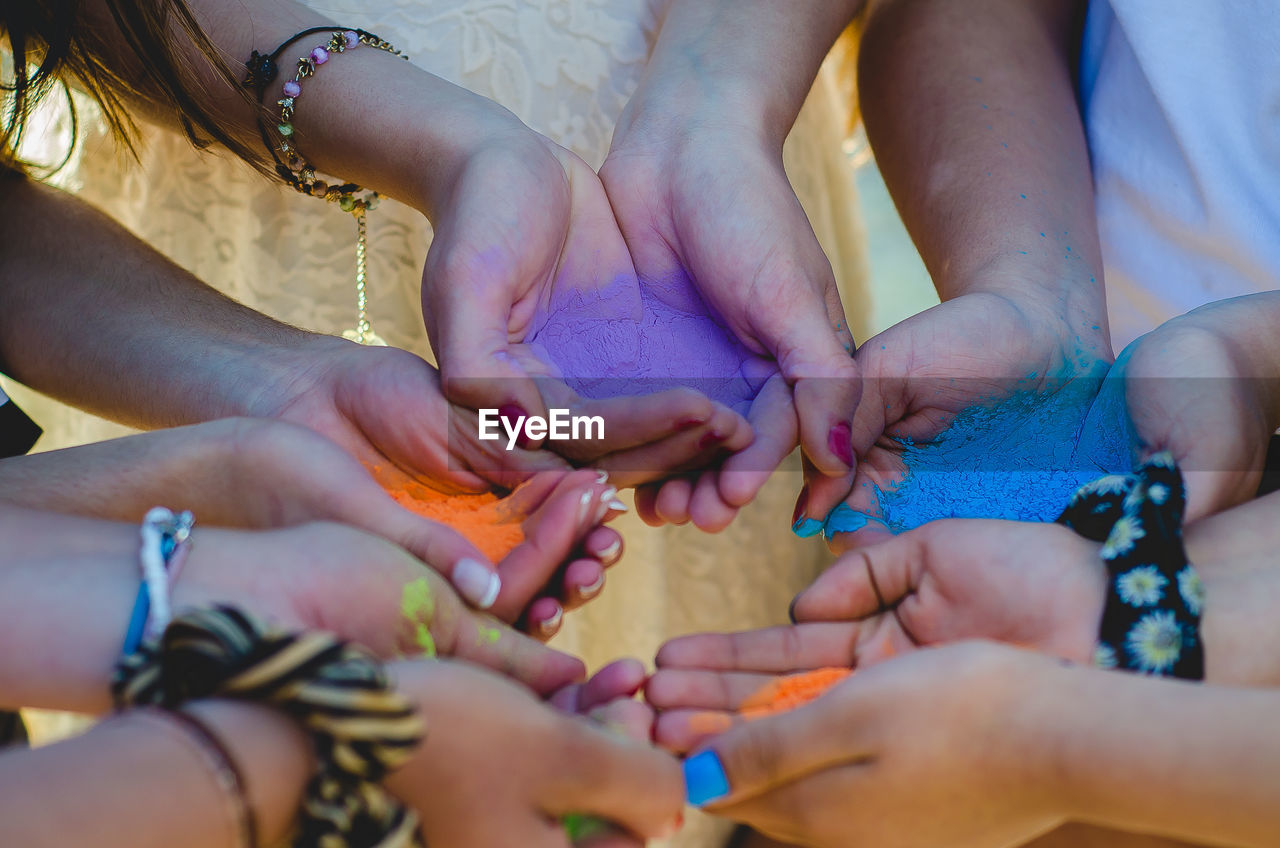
[739, 667, 852, 719]
[826, 371, 1134, 536]
[389, 486, 524, 561]
[525, 271, 769, 416]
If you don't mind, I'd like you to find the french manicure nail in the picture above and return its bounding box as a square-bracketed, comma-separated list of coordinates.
[595, 538, 621, 563]
[594, 486, 619, 523]
[453, 558, 501, 610]
[578, 572, 605, 600]
[594, 469, 610, 484]
[828, 421, 854, 469]
[578, 489, 595, 525]
[539, 604, 563, 637]
[606, 497, 628, 513]
[683, 750, 730, 807]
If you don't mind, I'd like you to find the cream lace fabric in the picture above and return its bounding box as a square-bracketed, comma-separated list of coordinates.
[15, 3, 869, 844]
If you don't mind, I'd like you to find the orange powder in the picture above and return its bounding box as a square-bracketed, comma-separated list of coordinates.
[739, 667, 852, 720]
[389, 486, 525, 562]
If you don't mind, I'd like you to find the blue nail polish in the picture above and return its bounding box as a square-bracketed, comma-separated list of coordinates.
[683, 750, 730, 807]
[822, 504, 870, 539]
[792, 517, 825, 538]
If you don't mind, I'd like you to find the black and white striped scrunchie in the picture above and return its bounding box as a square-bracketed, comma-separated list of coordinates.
[113, 605, 425, 848]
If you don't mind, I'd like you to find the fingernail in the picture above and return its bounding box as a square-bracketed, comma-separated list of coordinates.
[578, 489, 595, 525]
[675, 417, 705, 432]
[787, 596, 800, 624]
[828, 422, 854, 469]
[577, 572, 605, 600]
[683, 750, 730, 807]
[698, 431, 726, 451]
[793, 517, 825, 538]
[606, 497, 628, 513]
[453, 558, 501, 610]
[822, 503, 869, 540]
[791, 485, 809, 527]
[594, 469, 610, 484]
[594, 538, 622, 563]
[595, 486, 619, 523]
[538, 604, 563, 638]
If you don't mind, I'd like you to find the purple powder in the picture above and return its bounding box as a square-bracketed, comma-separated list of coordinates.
[525, 272, 770, 416]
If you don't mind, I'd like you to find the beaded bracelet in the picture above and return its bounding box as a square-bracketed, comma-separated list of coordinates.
[244, 28, 409, 346]
[1057, 452, 1205, 679]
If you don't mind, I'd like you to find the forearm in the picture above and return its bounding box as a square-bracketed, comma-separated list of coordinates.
[1029, 663, 1280, 846]
[0, 177, 337, 427]
[860, 0, 1107, 346]
[0, 701, 309, 847]
[620, 0, 863, 144]
[83, 0, 517, 217]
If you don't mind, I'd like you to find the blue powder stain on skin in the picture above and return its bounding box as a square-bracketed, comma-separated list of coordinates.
[792, 517, 825, 538]
[1020, 194, 1027, 199]
[825, 364, 1134, 535]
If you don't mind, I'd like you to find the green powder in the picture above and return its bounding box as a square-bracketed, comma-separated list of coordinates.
[401, 578, 437, 657]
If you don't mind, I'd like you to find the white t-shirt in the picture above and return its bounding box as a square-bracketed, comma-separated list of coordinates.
[1079, 1, 1280, 349]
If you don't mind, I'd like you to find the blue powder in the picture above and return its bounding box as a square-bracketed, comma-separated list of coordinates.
[824, 367, 1134, 535]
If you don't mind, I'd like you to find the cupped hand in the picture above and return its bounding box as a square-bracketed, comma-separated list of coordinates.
[1113, 300, 1279, 521]
[819, 292, 1115, 549]
[385, 658, 683, 848]
[655, 641, 1066, 848]
[602, 117, 859, 517]
[174, 521, 587, 696]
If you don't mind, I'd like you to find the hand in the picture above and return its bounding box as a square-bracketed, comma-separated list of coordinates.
[602, 114, 859, 519]
[174, 520, 586, 696]
[385, 658, 683, 848]
[653, 642, 1066, 848]
[821, 292, 1115, 549]
[413, 116, 740, 479]
[1113, 301, 1280, 521]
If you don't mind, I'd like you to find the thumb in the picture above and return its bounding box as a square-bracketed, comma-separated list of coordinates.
[379, 505, 505, 613]
[681, 691, 860, 808]
[544, 722, 684, 841]
[774, 319, 862, 481]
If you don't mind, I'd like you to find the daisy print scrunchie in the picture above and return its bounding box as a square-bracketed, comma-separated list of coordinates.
[1057, 452, 1205, 680]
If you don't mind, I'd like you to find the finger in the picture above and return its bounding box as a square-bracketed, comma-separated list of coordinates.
[376, 504, 505, 612]
[647, 669, 787, 712]
[795, 454, 854, 542]
[776, 325, 861, 480]
[713, 762, 866, 843]
[561, 559, 606, 609]
[683, 691, 864, 808]
[655, 623, 861, 673]
[654, 709, 742, 754]
[687, 471, 740, 533]
[547, 388, 716, 463]
[653, 476, 695, 525]
[492, 474, 617, 621]
[447, 613, 586, 696]
[597, 405, 752, 489]
[583, 527, 623, 567]
[717, 374, 799, 508]
[548, 658, 647, 714]
[526, 597, 564, 641]
[633, 484, 663, 526]
[791, 537, 923, 623]
[544, 721, 683, 840]
[587, 698, 657, 744]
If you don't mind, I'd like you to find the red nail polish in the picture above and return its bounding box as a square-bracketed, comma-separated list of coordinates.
[698, 431, 725, 451]
[828, 422, 853, 468]
[792, 485, 809, 527]
[675, 417, 706, 432]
